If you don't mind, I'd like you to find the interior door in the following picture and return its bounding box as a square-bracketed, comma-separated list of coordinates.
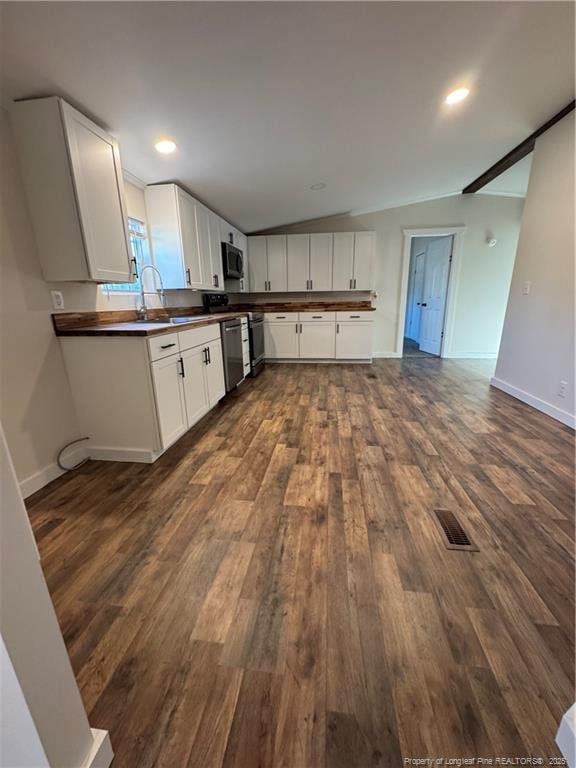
[248, 237, 267, 292]
[309, 233, 333, 291]
[419, 237, 453, 356]
[406, 251, 425, 341]
[177, 190, 203, 288]
[287, 234, 310, 291]
[151, 355, 188, 449]
[332, 233, 355, 290]
[205, 339, 226, 406]
[181, 346, 210, 429]
[266, 235, 287, 292]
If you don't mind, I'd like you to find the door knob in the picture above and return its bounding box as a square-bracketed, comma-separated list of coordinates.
[421, 302, 427, 307]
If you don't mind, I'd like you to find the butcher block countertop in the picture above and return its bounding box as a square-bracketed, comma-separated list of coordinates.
[52, 302, 375, 337]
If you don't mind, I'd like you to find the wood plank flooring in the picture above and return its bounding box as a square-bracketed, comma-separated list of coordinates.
[27, 358, 575, 766]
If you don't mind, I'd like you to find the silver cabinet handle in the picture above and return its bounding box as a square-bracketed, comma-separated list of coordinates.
[186, 268, 191, 286]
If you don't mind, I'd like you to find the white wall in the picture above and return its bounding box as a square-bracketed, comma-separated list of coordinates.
[263, 193, 524, 357]
[493, 113, 575, 427]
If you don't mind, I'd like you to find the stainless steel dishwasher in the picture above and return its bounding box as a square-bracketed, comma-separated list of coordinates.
[221, 319, 244, 392]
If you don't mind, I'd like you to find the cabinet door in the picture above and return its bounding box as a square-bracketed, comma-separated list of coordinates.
[248, 237, 268, 292]
[209, 211, 224, 290]
[287, 234, 310, 291]
[332, 232, 355, 290]
[353, 231, 375, 290]
[151, 355, 188, 449]
[195, 204, 212, 289]
[309, 233, 333, 291]
[264, 322, 299, 359]
[62, 103, 132, 282]
[177, 190, 203, 288]
[336, 322, 374, 359]
[299, 323, 336, 359]
[180, 346, 210, 429]
[205, 339, 226, 407]
[266, 235, 287, 292]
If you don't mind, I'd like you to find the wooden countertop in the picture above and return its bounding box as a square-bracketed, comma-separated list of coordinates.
[52, 301, 375, 337]
[53, 312, 249, 337]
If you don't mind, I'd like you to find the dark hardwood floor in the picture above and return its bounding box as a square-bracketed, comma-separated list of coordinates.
[27, 358, 575, 767]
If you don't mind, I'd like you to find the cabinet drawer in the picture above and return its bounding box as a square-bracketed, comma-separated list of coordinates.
[336, 311, 374, 322]
[264, 312, 299, 323]
[299, 311, 336, 322]
[178, 323, 221, 352]
[148, 332, 180, 362]
[243, 361, 251, 375]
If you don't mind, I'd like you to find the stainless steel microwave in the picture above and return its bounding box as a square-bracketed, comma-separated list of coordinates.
[222, 242, 244, 280]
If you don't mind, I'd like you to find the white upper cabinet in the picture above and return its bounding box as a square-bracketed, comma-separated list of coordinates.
[309, 233, 333, 291]
[195, 203, 212, 289]
[267, 235, 287, 292]
[332, 231, 375, 290]
[332, 232, 356, 290]
[248, 236, 268, 292]
[208, 211, 224, 290]
[11, 96, 133, 283]
[287, 234, 310, 291]
[145, 185, 201, 289]
[353, 231, 375, 290]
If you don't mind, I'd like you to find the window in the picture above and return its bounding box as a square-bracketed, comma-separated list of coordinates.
[102, 218, 151, 293]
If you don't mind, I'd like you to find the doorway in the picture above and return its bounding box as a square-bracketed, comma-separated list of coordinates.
[403, 235, 454, 357]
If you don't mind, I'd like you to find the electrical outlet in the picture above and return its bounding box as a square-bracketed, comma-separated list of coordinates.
[558, 380, 568, 398]
[51, 290, 65, 310]
[522, 280, 531, 295]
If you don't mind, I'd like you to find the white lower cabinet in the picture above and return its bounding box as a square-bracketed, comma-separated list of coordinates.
[181, 346, 210, 428]
[151, 355, 189, 448]
[264, 321, 300, 359]
[299, 322, 336, 359]
[336, 322, 374, 359]
[204, 339, 226, 406]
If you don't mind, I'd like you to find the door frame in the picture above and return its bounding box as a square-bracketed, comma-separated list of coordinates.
[396, 226, 466, 357]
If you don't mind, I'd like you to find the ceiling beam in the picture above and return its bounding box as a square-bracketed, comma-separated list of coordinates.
[462, 100, 575, 194]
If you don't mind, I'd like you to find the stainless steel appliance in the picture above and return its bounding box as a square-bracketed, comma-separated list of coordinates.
[222, 242, 244, 280]
[221, 318, 244, 392]
[248, 312, 265, 377]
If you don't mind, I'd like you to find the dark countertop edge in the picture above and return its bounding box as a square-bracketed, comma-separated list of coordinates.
[55, 312, 250, 338]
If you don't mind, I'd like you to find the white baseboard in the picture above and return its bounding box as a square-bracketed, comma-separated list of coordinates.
[19, 445, 88, 499]
[374, 352, 402, 358]
[490, 377, 575, 428]
[556, 705, 575, 768]
[265, 358, 372, 364]
[81, 729, 113, 768]
[88, 446, 162, 463]
[442, 352, 497, 359]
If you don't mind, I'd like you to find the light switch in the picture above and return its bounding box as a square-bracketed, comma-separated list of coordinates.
[522, 281, 531, 295]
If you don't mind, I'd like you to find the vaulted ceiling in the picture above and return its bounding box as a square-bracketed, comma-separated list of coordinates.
[2, 2, 573, 231]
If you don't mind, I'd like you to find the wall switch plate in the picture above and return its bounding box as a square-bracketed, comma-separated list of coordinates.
[522, 280, 531, 295]
[51, 290, 64, 310]
[559, 380, 568, 398]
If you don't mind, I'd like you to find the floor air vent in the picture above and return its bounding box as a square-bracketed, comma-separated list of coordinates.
[433, 509, 478, 551]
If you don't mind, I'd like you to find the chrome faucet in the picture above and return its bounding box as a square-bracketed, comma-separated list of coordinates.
[138, 265, 166, 321]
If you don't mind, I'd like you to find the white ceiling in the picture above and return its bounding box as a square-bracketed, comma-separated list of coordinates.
[1, 2, 573, 232]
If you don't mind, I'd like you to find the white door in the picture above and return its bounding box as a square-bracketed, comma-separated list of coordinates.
[406, 251, 425, 341]
[287, 234, 310, 291]
[248, 236, 268, 292]
[336, 323, 374, 359]
[266, 235, 287, 292]
[205, 339, 226, 406]
[62, 103, 132, 282]
[353, 231, 375, 290]
[309, 233, 333, 291]
[195, 204, 212, 289]
[180, 346, 210, 429]
[299, 323, 336, 359]
[332, 232, 355, 290]
[419, 236, 453, 356]
[177, 190, 203, 288]
[151, 355, 188, 449]
[264, 322, 299, 359]
[208, 212, 224, 290]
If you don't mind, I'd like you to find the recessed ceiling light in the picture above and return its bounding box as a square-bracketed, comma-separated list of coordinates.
[445, 87, 470, 105]
[154, 139, 177, 154]
[310, 183, 326, 190]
